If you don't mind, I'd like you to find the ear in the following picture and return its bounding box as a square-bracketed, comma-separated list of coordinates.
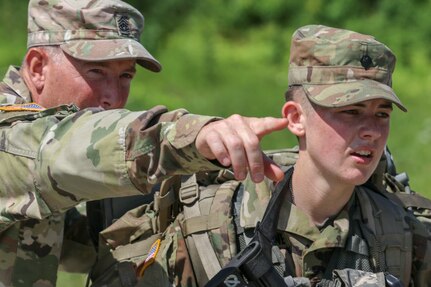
[22, 48, 49, 93]
[282, 101, 305, 137]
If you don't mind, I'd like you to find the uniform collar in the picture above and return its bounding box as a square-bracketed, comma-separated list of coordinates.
[1, 66, 32, 103]
[277, 186, 357, 249]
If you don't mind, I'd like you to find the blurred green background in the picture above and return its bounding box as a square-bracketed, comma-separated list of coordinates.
[2, 0, 431, 285]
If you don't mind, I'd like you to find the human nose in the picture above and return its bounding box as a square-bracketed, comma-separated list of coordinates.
[358, 117, 385, 141]
[100, 79, 126, 110]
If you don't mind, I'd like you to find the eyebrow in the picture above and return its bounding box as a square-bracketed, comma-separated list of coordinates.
[379, 103, 393, 110]
[350, 102, 393, 110]
[125, 65, 137, 73]
[82, 61, 137, 73]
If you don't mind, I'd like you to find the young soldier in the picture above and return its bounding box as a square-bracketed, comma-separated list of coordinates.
[126, 25, 431, 287]
[0, 1, 288, 286]
[224, 24, 431, 286]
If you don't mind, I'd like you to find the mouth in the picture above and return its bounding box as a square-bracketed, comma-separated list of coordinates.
[351, 149, 373, 159]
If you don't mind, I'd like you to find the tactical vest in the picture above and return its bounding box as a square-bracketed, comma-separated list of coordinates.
[87, 147, 431, 287]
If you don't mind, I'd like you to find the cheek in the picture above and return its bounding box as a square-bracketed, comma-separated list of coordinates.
[120, 83, 131, 98]
[308, 121, 348, 161]
[67, 83, 99, 108]
[116, 84, 131, 106]
[377, 125, 390, 151]
[121, 80, 132, 93]
[382, 124, 390, 140]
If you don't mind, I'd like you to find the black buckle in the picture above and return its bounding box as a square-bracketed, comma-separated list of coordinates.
[206, 242, 261, 287]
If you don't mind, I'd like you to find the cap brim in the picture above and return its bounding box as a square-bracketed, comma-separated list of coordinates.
[60, 39, 161, 72]
[302, 79, 407, 112]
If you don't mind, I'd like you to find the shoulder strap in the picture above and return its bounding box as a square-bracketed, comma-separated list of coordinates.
[206, 168, 293, 287]
[179, 171, 241, 286]
[356, 187, 412, 284]
[180, 174, 223, 284]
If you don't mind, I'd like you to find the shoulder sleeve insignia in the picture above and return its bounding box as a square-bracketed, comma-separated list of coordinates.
[0, 102, 46, 112]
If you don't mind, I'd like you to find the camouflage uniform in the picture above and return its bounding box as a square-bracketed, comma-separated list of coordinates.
[0, 1, 223, 286]
[0, 67, 222, 287]
[126, 26, 431, 287]
[237, 25, 431, 286]
[240, 173, 431, 286]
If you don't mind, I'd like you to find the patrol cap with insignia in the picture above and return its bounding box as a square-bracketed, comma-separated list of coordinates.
[288, 25, 406, 112]
[27, 0, 161, 72]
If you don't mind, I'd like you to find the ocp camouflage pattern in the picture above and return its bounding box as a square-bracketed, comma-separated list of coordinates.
[288, 25, 395, 87]
[28, 0, 142, 47]
[0, 66, 220, 287]
[288, 25, 406, 112]
[238, 174, 431, 286]
[27, 0, 161, 72]
[331, 269, 386, 286]
[240, 177, 272, 228]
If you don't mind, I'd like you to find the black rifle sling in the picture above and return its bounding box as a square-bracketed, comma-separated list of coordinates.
[206, 167, 293, 287]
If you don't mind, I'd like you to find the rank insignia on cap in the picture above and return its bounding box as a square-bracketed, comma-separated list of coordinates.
[116, 15, 131, 37]
[360, 54, 374, 70]
[0, 102, 45, 112]
[136, 238, 161, 277]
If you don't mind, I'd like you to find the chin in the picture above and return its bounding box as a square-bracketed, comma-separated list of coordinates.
[355, 178, 371, 186]
[346, 170, 374, 186]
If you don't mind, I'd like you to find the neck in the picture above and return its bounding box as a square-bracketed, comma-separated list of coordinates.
[291, 160, 355, 225]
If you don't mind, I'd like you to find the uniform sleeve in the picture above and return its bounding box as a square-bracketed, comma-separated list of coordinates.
[0, 105, 221, 230]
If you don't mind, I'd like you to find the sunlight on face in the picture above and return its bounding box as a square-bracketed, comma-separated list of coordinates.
[39, 51, 136, 109]
[303, 99, 392, 186]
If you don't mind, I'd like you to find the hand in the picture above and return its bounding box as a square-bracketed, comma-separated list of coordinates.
[195, 115, 288, 183]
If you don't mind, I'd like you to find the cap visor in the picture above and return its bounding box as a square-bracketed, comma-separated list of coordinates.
[60, 38, 161, 72]
[302, 79, 407, 112]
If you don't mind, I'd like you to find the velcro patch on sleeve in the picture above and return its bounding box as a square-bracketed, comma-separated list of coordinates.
[0, 102, 45, 112]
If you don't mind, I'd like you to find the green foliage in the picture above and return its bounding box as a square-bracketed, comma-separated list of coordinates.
[124, 0, 199, 52]
[0, 1, 26, 73]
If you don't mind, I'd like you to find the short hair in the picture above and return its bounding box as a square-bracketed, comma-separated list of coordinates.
[284, 85, 314, 114]
[285, 85, 302, 102]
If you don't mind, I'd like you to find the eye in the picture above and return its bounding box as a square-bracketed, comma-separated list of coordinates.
[341, 109, 359, 115]
[121, 72, 135, 80]
[376, 111, 391, 118]
[88, 68, 105, 76]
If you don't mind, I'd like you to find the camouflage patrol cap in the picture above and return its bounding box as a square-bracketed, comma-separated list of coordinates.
[288, 25, 406, 111]
[27, 0, 161, 72]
